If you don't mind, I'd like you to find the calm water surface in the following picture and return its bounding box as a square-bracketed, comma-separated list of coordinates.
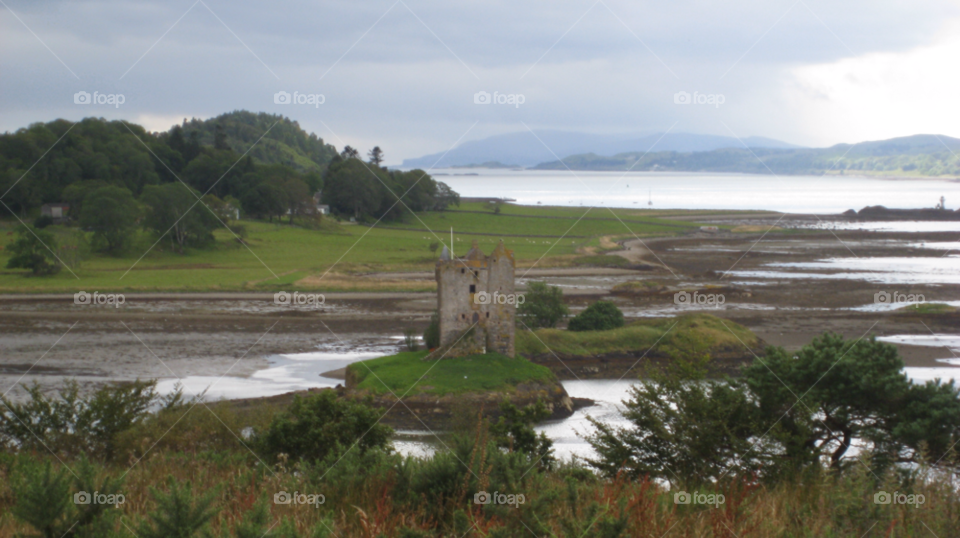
[432, 169, 958, 213]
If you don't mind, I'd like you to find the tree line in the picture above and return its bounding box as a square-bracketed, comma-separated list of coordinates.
[1, 113, 460, 274]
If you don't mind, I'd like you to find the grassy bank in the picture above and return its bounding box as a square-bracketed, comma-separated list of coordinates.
[346, 351, 557, 396]
[0, 203, 703, 293]
[516, 313, 760, 357]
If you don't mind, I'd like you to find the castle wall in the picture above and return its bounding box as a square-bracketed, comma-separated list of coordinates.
[435, 240, 516, 358]
[436, 260, 487, 355]
[485, 246, 516, 356]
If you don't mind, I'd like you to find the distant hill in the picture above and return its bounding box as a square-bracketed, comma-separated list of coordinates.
[179, 111, 338, 173]
[532, 134, 960, 177]
[401, 130, 800, 169]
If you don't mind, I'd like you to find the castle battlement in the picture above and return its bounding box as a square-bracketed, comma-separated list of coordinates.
[436, 240, 516, 357]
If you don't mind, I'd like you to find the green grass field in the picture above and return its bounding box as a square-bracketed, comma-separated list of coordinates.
[346, 350, 557, 396]
[516, 314, 760, 357]
[0, 203, 701, 293]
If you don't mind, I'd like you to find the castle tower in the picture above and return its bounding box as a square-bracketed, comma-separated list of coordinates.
[435, 239, 516, 357]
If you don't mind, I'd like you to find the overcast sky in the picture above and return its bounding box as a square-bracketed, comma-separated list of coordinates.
[3, 0, 960, 164]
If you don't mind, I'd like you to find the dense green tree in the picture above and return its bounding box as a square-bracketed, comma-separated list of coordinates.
[61, 179, 108, 219]
[368, 146, 384, 166]
[180, 149, 245, 199]
[586, 360, 765, 484]
[279, 177, 314, 223]
[587, 333, 960, 484]
[567, 301, 624, 332]
[433, 181, 460, 211]
[5, 225, 61, 275]
[241, 183, 286, 222]
[744, 333, 960, 473]
[79, 186, 139, 253]
[517, 281, 568, 329]
[322, 157, 386, 220]
[140, 183, 218, 250]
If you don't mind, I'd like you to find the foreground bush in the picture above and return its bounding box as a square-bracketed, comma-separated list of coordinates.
[257, 391, 392, 463]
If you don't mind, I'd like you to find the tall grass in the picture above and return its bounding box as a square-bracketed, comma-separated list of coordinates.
[2, 445, 957, 537]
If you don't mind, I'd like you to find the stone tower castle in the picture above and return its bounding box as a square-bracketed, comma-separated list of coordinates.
[435, 239, 516, 357]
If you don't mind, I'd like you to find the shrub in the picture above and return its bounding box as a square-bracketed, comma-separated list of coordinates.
[4, 225, 61, 276]
[517, 281, 568, 329]
[257, 391, 392, 463]
[490, 399, 555, 469]
[33, 215, 54, 229]
[0, 380, 156, 460]
[423, 312, 440, 349]
[568, 301, 624, 332]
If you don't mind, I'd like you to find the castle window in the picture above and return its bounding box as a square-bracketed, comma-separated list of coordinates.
[461, 314, 466, 320]
[473, 313, 479, 322]
[473, 271, 478, 277]
[461, 268, 465, 274]
[469, 284, 476, 293]
[486, 312, 490, 318]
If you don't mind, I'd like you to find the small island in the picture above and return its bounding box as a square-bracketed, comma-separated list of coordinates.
[345, 350, 572, 428]
[344, 240, 577, 427]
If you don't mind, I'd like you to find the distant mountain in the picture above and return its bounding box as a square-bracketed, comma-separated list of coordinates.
[179, 110, 338, 173]
[401, 130, 800, 169]
[532, 134, 960, 177]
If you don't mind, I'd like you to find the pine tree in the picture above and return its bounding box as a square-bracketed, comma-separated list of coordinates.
[137, 478, 218, 538]
[10, 460, 72, 538]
